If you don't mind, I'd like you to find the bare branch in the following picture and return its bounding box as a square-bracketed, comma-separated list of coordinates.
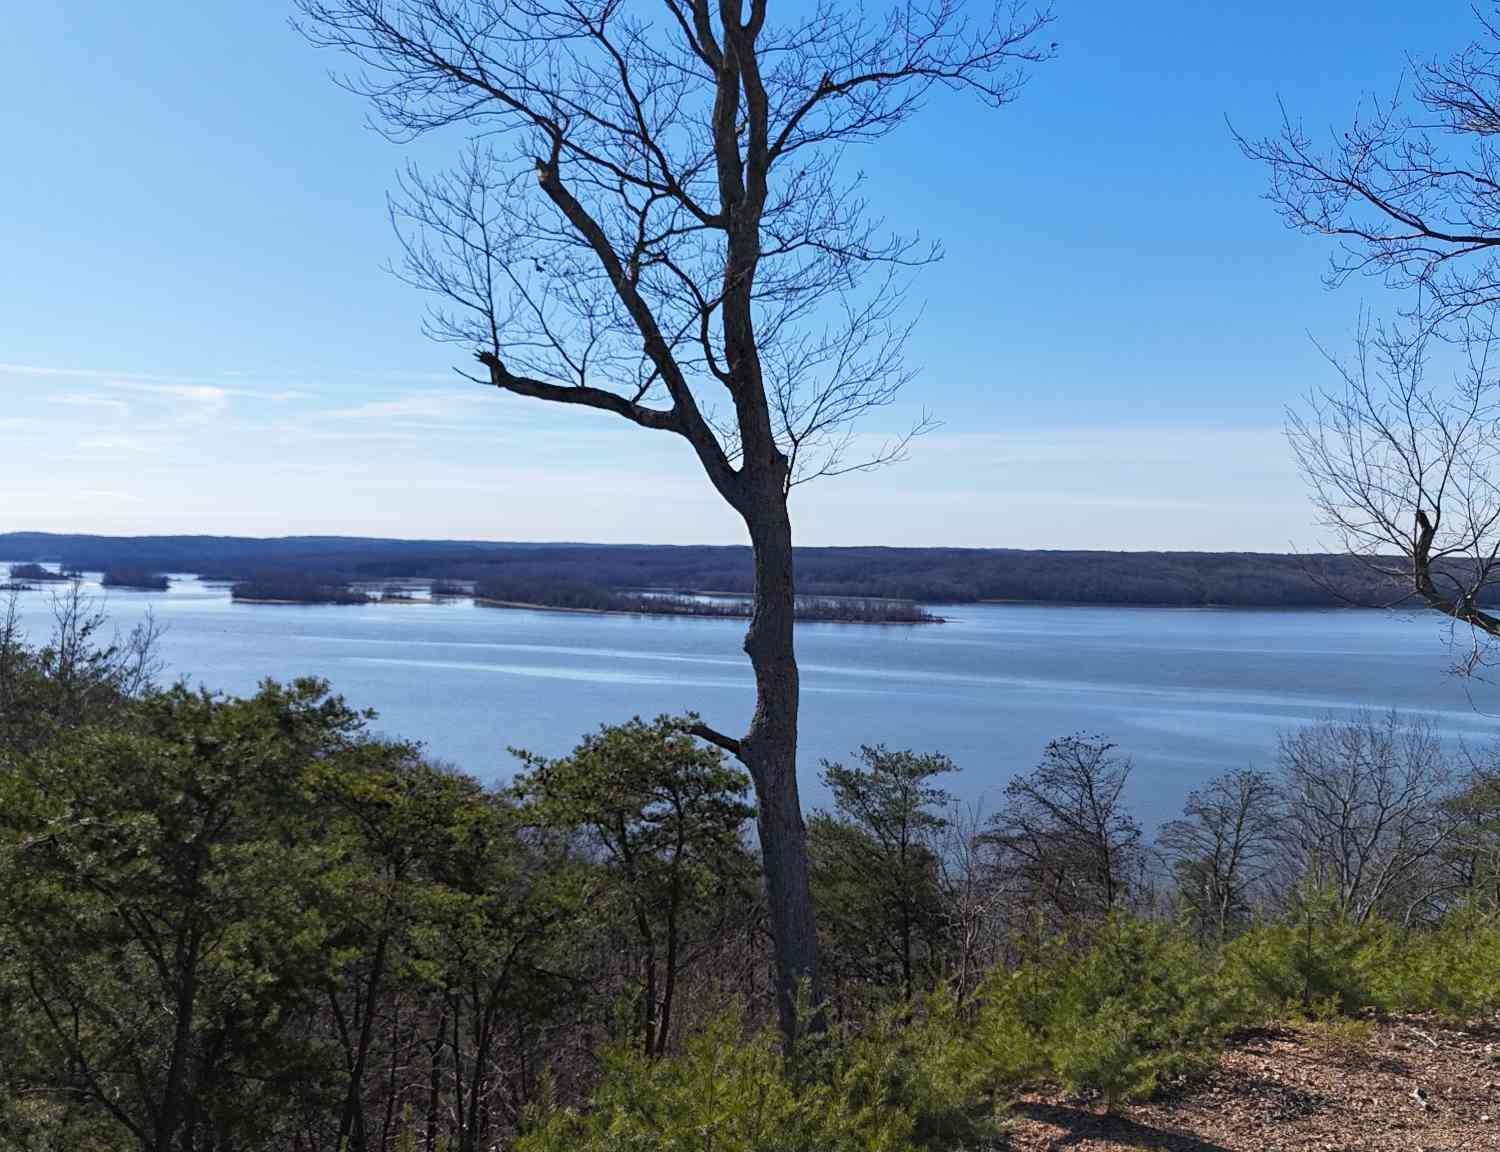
[1242, 11, 1500, 327]
[1289, 309, 1500, 672]
[300, 0, 1051, 495]
[680, 717, 743, 758]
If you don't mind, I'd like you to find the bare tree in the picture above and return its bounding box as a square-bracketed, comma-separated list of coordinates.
[294, 0, 1052, 1039]
[1241, 7, 1500, 329]
[1286, 314, 1500, 672]
[934, 797, 994, 1003]
[1247, 9, 1500, 664]
[982, 734, 1144, 936]
[1276, 711, 1456, 924]
[1158, 767, 1279, 940]
[1442, 742, 1500, 911]
[44, 583, 163, 716]
[0, 590, 28, 755]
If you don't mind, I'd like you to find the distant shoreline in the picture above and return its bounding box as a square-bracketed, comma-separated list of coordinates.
[0, 577, 1425, 617]
[474, 595, 944, 624]
[2, 532, 1441, 609]
[223, 592, 943, 623]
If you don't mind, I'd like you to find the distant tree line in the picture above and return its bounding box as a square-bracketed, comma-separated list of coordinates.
[0, 533, 1456, 608]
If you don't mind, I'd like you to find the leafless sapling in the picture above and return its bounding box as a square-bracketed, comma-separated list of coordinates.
[982, 734, 1145, 937]
[1158, 766, 1279, 939]
[1275, 711, 1456, 924]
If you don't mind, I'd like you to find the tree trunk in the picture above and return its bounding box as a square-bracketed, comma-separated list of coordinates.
[657, 877, 680, 1057]
[379, 1003, 403, 1152]
[337, 919, 391, 1152]
[425, 1003, 446, 1152]
[899, 831, 913, 1002]
[739, 500, 822, 1044]
[157, 930, 200, 1152]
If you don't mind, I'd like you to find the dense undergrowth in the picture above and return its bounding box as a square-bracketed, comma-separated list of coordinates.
[518, 909, 1500, 1152]
[1, 590, 1496, 1151]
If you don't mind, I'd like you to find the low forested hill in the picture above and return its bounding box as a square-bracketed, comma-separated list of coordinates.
[0, 531, 1426, 607]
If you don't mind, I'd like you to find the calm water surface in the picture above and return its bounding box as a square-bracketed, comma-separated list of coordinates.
[8, 571, 1499, 824]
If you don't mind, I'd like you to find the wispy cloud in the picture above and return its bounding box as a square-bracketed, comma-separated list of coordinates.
[910, 423, 1291, 464]
[271, 386, 570, 444]
[0, 362, 201, 384]
[323, 390, 483, 423]
[0, 361, 464, 400]
[71, 434, 161, 455]
[51, 391, 130, 412]
[0, 363, 308, 402]
[153, 384, 229, 404]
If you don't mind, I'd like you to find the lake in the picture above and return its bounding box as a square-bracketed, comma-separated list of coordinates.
[7, 570, 1500, 826]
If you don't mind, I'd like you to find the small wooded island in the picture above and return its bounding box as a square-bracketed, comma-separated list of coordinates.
[6, 563, 73, 583]
[226, 571, 939, 621]
[471, 575, 939, 622]
[478, 589, 940, 623]
[230, 574, 371, 605]
[100, 568, 170, 591]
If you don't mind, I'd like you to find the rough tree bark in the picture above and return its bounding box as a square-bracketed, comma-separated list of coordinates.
[740, 499, 815, 1037]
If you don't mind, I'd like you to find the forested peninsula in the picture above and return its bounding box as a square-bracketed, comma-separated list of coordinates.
[0, 532, 1439, 609]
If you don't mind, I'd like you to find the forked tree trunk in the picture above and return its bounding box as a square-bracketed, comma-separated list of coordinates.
[740, 499, 821, 1043]
[299, 0, 1053, 1062]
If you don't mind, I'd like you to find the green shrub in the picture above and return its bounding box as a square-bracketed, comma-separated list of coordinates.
[837, 990, 1002, 1147]
[1218, 892, 1393, 1019]
[971, 942, 1064, 1088]
[1373, 905, 1500, 1021]
[974, 916, 1232, 1111]
[517, 1011, 918, 1152]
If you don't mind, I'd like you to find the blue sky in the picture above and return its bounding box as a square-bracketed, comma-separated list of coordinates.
[1, 2, 1474, 548]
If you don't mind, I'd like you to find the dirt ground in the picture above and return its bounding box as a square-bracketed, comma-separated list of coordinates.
[1006, 1017, 1500, 1151]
